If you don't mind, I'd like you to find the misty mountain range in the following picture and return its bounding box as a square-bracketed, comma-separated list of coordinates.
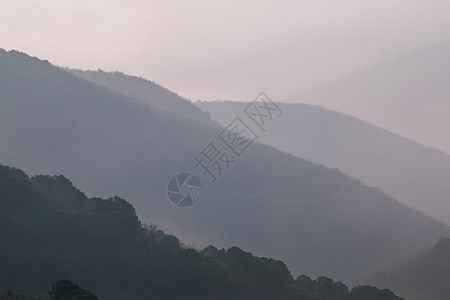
[0, 48, 448, 288]
[371, 237, 450, 300]
[68, 68, 213, 127]
[293, 38, 450, 154]
[197, 101, 450, 225]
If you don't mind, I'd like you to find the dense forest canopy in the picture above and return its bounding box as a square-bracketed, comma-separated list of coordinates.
[0, 164, 404, 300]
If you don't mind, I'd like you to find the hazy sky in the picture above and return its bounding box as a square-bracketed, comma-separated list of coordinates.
[1, 0, 450, 101]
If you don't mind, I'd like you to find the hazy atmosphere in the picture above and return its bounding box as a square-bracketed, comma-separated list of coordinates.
[2, 0, 450, 101]
[0, 1, 449, 300]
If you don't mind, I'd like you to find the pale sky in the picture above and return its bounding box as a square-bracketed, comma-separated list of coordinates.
[1, 0, 450, 101]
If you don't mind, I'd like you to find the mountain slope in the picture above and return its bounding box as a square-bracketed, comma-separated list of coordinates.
[69, 69, 213, 126]
[0, 48, 448, 283]
[292, 38, 450, 154]
[197, 101, 450, 224]
[371, 237, 450, 300]
[0, 163, 404, 300]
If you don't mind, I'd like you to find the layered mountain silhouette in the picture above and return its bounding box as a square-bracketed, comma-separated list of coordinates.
[0, 163, 405, 300]
[0, 49, 448, 283]
[370, 237, 450, 300]
[197, 101, 450, 224]
[69, 69, 213, 126]
[291, 38, 450, 154]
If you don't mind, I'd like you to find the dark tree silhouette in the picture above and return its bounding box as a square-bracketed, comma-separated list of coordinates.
[49, 280, 98, 300]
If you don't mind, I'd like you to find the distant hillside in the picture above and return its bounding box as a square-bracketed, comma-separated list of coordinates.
[0, 48, 448, 284]
[371, 237, 450, 300]
[292, 38, 450, 154]
[197, 101, 450, 224]
[69, 69, 214, 126]
[0, 164, 404, 300]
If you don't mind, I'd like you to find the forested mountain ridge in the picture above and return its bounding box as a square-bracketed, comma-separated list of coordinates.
[197, 100, 450, 224]
[69, 69, 214, 126]
[0, 48, 448, 283]
[0, 163, 405, 300]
